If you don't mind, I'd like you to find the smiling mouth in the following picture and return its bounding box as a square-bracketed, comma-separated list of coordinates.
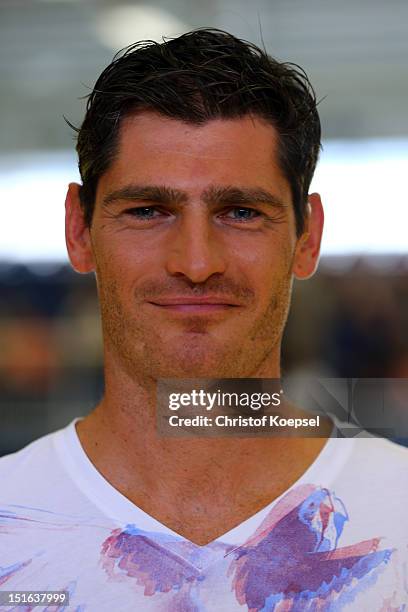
[147, 296, 241, 314]
[150, 303, 238, 313]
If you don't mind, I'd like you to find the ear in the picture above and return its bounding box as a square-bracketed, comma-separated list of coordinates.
[65, 183, 95, 273]
[292, 192, 324, 280]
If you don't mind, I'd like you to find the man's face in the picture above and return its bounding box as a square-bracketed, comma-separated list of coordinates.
[66, 112, 321, 379]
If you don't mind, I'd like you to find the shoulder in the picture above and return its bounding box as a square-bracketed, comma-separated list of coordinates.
[0, 430, 57, 475]
[0, 423, 74, 498]
[331, 418, 408, 474]
[346, 433, 408, 467]
[331, 434, 408, 513]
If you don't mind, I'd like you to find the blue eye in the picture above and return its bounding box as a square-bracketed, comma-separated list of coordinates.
[227, 207, 260, 220]
[128, 207, 157, 218]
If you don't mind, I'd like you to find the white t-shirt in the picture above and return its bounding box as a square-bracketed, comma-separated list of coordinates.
[0, 418, 407, 611]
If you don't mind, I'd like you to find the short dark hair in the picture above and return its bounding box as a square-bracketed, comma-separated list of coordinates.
[73, 28, 322, 235]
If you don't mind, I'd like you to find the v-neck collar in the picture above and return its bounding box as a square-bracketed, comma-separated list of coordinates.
[53, 417, 355, 555]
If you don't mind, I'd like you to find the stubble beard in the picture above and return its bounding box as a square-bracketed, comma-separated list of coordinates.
[96, 266, 294, 383]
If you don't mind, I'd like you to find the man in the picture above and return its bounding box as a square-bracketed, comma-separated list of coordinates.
[0, 29, 406, 611]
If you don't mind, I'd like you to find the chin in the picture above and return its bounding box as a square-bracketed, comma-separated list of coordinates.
[151, 340, 236, 379]
[161, 352, 223, 378]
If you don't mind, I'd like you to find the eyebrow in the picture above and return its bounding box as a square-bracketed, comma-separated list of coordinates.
[102, 184, 288, 209]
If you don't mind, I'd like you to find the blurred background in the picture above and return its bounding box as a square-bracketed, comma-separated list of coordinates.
[0, 0, 407, 454]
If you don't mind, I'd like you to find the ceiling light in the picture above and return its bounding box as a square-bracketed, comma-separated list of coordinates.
[95, 5, 189, 50]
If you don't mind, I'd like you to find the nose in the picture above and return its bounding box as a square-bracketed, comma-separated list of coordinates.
[165, 209, 227, 283]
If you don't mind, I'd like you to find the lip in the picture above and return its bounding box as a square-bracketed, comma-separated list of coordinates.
[149, 296, 241, 306]
[147, 296, 241, 314]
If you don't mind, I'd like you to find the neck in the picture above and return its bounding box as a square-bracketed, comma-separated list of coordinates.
[75, 353, 332, 545]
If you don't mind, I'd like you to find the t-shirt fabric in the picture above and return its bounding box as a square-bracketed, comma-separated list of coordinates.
[0, 418, 407, 611]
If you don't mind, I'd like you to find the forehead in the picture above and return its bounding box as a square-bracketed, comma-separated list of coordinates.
[97, 111, 292, 203]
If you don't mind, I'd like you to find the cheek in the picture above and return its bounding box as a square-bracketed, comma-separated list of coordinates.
[232, 235, 294, 293]
[94, 230, 149, 267]
[92, 230, 154, 295]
